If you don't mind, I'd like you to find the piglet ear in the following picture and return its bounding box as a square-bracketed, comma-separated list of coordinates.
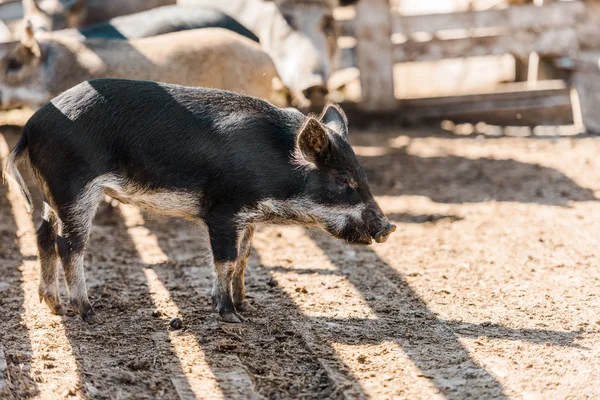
[320, 103, 348, 138]
[297, 117, 330, 164]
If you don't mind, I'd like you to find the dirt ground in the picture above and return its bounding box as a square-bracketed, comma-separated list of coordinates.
[1, 123, 600, 400]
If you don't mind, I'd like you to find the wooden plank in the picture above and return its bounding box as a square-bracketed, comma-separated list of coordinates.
[321, 83, 573, 126]
[393, 28, 578, 62]
[336, 1, 584, 37]
[0, 1, 22, 22]
[572, 70, 600, 133]
[400, 80, 568, 104]
[355, 0, 396, 111]
[407, 94, 573, 126]
[393, 1, 584, 35]
[403, 85, 573, 126]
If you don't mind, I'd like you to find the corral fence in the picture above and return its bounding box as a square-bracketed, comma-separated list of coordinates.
[1, 0, 599, 131]
[336, 0, 600, 132]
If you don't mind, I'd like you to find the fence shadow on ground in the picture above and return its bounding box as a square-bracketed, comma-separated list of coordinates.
[295, 227, 583, 398]
[358, 148, 597, 205]
[0, 165, 39, 399]
[0, 80, 591, 397]
[0, 161, 586, 398]
[1, 128, 203, 399]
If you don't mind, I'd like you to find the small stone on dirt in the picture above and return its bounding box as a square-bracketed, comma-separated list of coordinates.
[117, 371, 136, 384]
[151, 310, 161, 318]
[170, 317, 183, 330]
[128, 359, 150, 371]
[357, 354, 367, 364]
[295, 287, 308, 294]
[267, 277, 278, 287]
[217, 342, 238, 351]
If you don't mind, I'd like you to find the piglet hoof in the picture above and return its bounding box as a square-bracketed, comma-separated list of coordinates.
[220, 312, 246, 324]
[235, 300, 256, 313]
[72, 300, 104, 325]
[82, 309, 105, 325]
[39, 292, 66, 315]
[51, 304, 67, 316]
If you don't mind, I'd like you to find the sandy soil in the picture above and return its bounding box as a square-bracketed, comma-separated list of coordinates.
[1, 124, 599, 399]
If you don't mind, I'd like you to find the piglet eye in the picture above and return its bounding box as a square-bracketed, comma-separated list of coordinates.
[335, 176, 349, 187]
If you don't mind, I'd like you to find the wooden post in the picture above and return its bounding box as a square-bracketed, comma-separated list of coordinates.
[572, 69, 600, 133]
[355, 0, 396, 111]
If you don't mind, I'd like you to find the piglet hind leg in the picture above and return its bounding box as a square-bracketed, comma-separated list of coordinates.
[37, 201, 65, 315]
[57, 195, 104, 324]
[232, 225, 256, 313]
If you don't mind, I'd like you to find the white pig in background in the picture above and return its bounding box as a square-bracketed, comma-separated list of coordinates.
[0, 25, 283, 109]
[180, 0, 348, 105]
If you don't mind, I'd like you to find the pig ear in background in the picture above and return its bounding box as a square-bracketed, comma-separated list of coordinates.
[20, 20, 41, 58]
[297, 117, 330, 164]
[320, 103, 348, 138]
[22, 0, 41, 14]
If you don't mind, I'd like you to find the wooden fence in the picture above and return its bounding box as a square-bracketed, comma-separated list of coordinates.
[338, 0, 600, 132]
[2, 0, 600, 130]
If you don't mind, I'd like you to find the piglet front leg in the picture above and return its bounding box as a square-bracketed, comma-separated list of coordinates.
[232, 225, 256, 313]
[212, 260, 246, 323]
[207, 217, 247, 323]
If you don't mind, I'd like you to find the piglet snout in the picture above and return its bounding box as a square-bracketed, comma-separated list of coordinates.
[302, 85, 328, 105]
[374, 223, 396, 243]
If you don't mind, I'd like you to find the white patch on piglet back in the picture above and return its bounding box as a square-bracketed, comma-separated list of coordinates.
[236, 197, 365, 234]
[51, 81, 104, 121]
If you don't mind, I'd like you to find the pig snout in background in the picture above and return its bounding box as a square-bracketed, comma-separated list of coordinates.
[0, 26, 283, 109]
[179, 0, 341, 106]
[275, 0, 337, 106]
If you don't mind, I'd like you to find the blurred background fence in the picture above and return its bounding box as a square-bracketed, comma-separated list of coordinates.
[331, 0, 599, 132]
[1, 0, 599, 132]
